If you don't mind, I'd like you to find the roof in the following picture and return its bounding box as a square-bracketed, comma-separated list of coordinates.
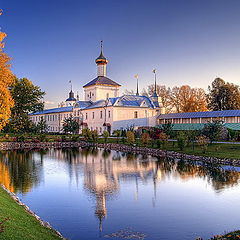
[83, 76, 121, 88]
[113, 95, 156, 108]
[78, 95, 157, 110]
[158, 123, 240, 131]
[158, 110, 240, 119]
[30, 95, 158, 115]
[30, 106, 73, 115]
[74, 101, 92, 109]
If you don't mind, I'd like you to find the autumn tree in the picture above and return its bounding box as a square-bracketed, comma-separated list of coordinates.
[0, 10, 14, 131]
[170, 85, 207, 113]
[147, 84, 207, 113]
[207, 78, 240, 111]
[5, 78, 45, 133]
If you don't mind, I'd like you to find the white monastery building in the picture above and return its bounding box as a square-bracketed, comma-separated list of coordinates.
[30, 43, 165, 134]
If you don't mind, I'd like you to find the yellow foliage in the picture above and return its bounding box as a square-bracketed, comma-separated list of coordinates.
[0, 11, 14, 131]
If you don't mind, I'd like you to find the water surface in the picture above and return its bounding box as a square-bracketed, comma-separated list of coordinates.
[0, 147, 240, 240]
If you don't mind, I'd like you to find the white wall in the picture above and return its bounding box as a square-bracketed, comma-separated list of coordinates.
[84, 85, 120, 101]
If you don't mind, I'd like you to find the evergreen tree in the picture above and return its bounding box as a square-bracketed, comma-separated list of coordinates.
[62, 116, 79, 134]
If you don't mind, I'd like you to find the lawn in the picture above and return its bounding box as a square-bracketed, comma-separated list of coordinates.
[0, 187, 62, 240]
[98, 138, 240, 160]
[161, 142, 240, 159]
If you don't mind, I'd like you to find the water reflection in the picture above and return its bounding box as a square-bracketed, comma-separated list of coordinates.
[0, 148, 240, 235]
[0, 150, 43, 193]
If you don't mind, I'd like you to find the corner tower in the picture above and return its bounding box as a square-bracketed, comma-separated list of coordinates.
[83, 42, 121, 101]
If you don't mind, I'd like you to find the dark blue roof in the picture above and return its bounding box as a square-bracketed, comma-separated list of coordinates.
[158, 109, 240, 119]
[83, 76, 121, 88]
[30, 106, 73, 115]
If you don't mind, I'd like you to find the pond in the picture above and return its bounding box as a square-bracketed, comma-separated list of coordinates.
[0, 147, 240, 240]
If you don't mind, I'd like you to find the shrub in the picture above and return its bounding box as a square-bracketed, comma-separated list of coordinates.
[126, 131, 135, 145]
[82, 128, 92, 141]
[16, 135, 25, 142]
[92, 130, 99, 143]
[37, 134, 47, 142]
[177, 132, 187, 151]
[201, 120, 224, 143]
[160, 122, 175, 138]
[196, 135, 210, 153]
[141, 132, 151, 146]
[71, 135, 80, 142]
[159, 132, 169, 148]
[103, 131, 109, 144]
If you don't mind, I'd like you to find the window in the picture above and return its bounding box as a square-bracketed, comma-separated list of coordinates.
[86, 113, 88, 120]
[92, 112, 94, 119]
[100, 111, 103, 119]
[100, 127, 102, 133]
[108, 111, 111, 118]
[134, 111, 138, 119]
[90, 92, 91, 98]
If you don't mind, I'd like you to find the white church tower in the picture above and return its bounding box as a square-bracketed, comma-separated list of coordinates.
[83, 41, 121, 102]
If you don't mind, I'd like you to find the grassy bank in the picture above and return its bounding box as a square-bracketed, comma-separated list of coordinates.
[0, 187, 62, 240]
[159, 142, 240, 159]
[97, 138, 240, 160]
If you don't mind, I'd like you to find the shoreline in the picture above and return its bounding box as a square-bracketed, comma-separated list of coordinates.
[1, 141, 240, 166]
[0, 184, 65, 240]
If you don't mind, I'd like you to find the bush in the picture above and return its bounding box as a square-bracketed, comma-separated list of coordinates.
[141, 132, 151, 146]
[82, 128, 92, 141]
[103, 131, 109, 143]
[37, 134, 47, 142]
[16, 135, 25, 142]
[177, 132, 187, 151]
[126, 131, 135, 145]
[159, 132, 169, 148]
[92, 130, 99, 143]
[196, 135, 210, 153]
[201, 120, 224, 142]
[71, 135, 80, 142]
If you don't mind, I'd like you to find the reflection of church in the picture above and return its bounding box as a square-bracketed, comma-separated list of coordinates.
[80, 149, 161, 232]
[1, 149, 240, 233]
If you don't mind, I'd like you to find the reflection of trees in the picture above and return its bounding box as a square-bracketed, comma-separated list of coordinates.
[0, 150, 43, 194]
[176, 159, 240, 191]
[0, 146, 240, 229]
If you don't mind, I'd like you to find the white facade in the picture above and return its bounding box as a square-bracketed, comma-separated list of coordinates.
[84, 85, 120, 101]
[30, 45, 163, 134]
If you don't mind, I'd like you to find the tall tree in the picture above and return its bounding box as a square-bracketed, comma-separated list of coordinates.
[0, 10, 14, 131]
[6, 78, 45, 132]
[207, 78, 240, 111]
[170, 85, 207, 113]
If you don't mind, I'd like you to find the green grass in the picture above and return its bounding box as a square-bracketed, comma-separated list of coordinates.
[0, 187, 62, 240]
[161, 142, 240, 159]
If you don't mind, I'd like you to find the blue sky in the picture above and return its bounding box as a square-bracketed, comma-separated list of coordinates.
[2, 0, 240, 108]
